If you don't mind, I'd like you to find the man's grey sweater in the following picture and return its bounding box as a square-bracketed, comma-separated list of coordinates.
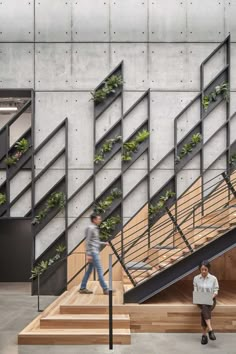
[85, 223, 106, 255]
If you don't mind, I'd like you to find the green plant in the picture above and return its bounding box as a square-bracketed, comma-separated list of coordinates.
[30, 244, 66, 279]
[94, 135, 122, 164]
[94, 188, 122, 214]
[100, 215, 121, 240]
[4, 155, 18, 166]
[230, 153, 236, 165]
[0, 193, 6, 205]
[32, 192, 66, 225]
[15, 138, 29, 153]
[90, 75, 124, 103]
[4, 138, 30, 166]
[176, 133, 202, 163]
[149, 190, 176, 219]
[202, 82, 229, 111]
[122, 129, 150, 161]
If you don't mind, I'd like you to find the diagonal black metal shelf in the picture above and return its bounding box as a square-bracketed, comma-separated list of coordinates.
[175, 123, 202, 172]
[149, 176, 176, 228]
[94, 120, 122, 173]
[31, 231, 66, 295]
[94, 62, 123, 120]
[122, 120, 149, 173]
[27, 176, 66, 235]
[0, 181, 7, 217]
[9, 147, 66, 210]
[202, 66, 229, 119]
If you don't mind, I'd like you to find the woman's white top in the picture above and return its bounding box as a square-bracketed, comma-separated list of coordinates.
[193, 273, 219, 295]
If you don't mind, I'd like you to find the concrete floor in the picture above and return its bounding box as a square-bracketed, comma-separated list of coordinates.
[1, 283, 236, 354]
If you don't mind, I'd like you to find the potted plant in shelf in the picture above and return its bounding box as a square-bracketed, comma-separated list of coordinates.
[175, 133, 202, 163]
[94, 188, 122, 214]
[100, 215, 121, 241]
[94, 135, 122, 164]
[30, 244, 66, 279]
[122, 129, 150, 162]
[0, 193, 6, 205]
[32, 191, 66, 225]
[202, 82, 229, 112]
[149, 190, 176, 219]
[90, 75, 124, 104]
[4, 138, 30, 166]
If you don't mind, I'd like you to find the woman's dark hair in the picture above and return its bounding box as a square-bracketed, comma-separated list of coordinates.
[90, 213, 100, 222]
[199, 260, 211, 270]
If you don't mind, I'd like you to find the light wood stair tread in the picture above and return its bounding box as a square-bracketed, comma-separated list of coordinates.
[42, 314, 130, 321]
[20, 328, 130, 334]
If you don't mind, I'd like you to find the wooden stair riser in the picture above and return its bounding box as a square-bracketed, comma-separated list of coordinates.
[148, 248, 182, 267]
[201, 209, 230, 227]
[40, 315, 130, 329]
[18, 331, 131, 345]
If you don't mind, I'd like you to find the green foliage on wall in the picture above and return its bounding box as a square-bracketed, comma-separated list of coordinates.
[32, 192, 66, 225]
[0, 193, 6, 205]
[30, 244, 66, 279]
[202, 82, 229, 112]
[149, 190, 176, 219]
[94, 135, 122, 164]
[94, 188, 122, 214]
[122, 129, 150, 161]
[4, 138, 30, 166]
[90, 75, 124, 103]
[100, 215, 121, 240]
[176, 133, 202, 163]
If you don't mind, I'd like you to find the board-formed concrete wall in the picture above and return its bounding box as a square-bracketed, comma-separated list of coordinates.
[1, 0, 236, 257]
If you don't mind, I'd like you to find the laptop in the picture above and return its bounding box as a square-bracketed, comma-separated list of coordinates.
[193, 291, 213, 306]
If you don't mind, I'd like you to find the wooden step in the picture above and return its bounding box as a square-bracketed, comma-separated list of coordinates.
[40, 314, 130, 329]
[170, 255, 184, 263]
[18, 328, 131, 345]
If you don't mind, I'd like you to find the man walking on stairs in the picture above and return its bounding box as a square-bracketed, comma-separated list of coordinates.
[79, 213, 110, 295]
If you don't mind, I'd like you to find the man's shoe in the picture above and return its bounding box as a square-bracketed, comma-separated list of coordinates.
[201, 335, 208, 345]
[208, 330, 216, 340]
[79, 288, 93, 294]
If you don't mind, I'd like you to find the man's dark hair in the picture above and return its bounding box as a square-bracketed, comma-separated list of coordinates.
[90, 213, 100, 223]
[199, 260, 211, 270]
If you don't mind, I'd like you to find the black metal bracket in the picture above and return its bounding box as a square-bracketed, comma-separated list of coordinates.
[165, 207, 193, 253]
[222, 172, 236, 198]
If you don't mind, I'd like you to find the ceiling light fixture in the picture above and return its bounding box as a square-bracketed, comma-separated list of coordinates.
[0, 107, 18, 112]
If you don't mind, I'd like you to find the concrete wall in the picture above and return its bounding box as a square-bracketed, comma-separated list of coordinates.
[1, 0, 236, 257]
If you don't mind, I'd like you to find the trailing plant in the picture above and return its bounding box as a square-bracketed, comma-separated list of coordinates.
[32, 191, 66, 225]
[149, 190, 176, 219]
[90, 75, 124, 103]
[94, 188, 122, 214]
[122, 129, 150, 161]
[30, 244, 66, 279]
[100, 215, 121, 240]
[202, 82, 229, 111]
[94, 135, 122, 164]
[176, 133, 202, 163]
[0, 193, 6, 205]
[230, 153, 236, 165]
[4, 138, 30, 166]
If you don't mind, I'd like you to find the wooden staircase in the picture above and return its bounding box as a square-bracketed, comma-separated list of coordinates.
[122, 203, 236, 286]
[18, 281, 131, 345]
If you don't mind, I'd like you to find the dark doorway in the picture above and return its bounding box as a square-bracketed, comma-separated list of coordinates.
[0, 218, 32, 282]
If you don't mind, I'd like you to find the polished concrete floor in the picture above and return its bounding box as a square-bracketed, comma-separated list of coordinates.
[1, 283, 236, 354]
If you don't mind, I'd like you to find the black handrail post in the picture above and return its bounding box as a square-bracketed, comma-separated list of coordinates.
[222, 172, 236, 198]
[108, 253, 113, 350]
[37, 274, 43, 312]
[165, 207, 193, 253]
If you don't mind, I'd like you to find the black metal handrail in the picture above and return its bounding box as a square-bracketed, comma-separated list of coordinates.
[118, 170, 236, 284]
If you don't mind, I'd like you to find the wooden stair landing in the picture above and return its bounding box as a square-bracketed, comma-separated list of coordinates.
[18, 281, 131, 345]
